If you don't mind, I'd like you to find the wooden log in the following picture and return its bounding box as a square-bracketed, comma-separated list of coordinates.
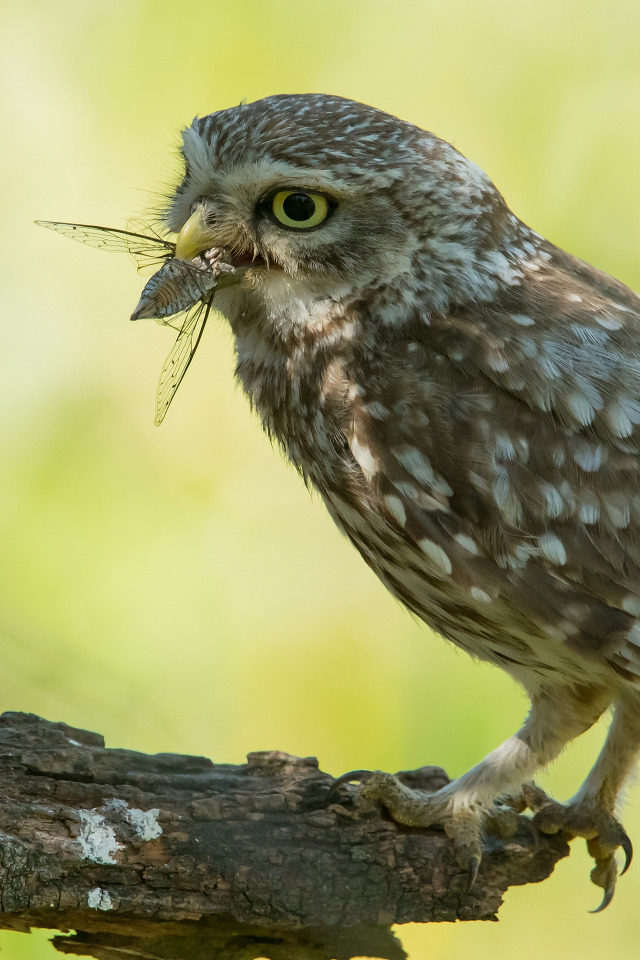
[0, 712, 569, 959]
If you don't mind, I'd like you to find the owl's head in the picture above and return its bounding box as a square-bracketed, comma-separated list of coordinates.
[165, 95, 523, 317]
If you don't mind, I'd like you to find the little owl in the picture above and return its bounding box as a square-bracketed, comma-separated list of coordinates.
[44, 95, 640, 910]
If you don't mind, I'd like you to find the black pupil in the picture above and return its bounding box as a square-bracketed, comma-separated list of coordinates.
[282, 193, 316, 222]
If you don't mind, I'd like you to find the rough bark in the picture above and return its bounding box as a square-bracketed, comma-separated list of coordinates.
[0, 712, 569, 959]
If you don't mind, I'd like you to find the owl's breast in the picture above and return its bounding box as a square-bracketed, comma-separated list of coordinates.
[228, 291, 367, 482]
[228, 289, 639, 693]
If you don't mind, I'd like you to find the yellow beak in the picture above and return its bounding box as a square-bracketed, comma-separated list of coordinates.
[174, 206, 219, 261]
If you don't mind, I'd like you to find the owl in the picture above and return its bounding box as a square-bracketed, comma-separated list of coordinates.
[43, 94, 640, 910]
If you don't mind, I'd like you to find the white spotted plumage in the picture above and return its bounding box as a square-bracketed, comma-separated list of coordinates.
[161, 94, 640, 903]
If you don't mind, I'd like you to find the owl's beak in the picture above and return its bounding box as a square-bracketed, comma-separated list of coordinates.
[174, 206, 219, 262]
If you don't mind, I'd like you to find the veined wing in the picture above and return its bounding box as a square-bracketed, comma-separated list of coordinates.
[154, 295, 213, 426]
[35, 220, 174, 271]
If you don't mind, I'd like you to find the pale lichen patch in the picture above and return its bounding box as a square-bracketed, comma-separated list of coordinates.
[78, 811, 122, 865]
[126, 806, 163, 841]
[88, 887, 114, 911]
[104, 798, 163, 841]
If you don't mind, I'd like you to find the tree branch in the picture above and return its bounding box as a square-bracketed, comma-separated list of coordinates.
[0, 712, 568, 959]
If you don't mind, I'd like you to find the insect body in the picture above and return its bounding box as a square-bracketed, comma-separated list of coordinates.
[35, 220, 239, 424]
[131, 249, 240, 321]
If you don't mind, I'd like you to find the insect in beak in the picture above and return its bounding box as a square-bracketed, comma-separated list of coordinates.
[35, 216, 242, 425]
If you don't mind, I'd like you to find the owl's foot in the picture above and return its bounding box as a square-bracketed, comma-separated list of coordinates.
[331, 769, 521, 890]
[522, 783, 633, 911]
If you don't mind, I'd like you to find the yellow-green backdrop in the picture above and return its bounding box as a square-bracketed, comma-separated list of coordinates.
[2, 1, 640, 957]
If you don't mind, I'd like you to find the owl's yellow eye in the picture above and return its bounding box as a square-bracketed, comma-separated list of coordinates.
[271, 190, 330, 230]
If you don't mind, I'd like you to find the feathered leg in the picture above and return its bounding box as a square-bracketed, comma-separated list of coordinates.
[526, 690, 640, 910]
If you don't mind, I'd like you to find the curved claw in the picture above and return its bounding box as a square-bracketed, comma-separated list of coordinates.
[620, 832, 633, 876]
[325, 769, 373, 804]
[589, 881, 616, 914]
[466, 855, 480, 893]
[522, 815, 542, 852]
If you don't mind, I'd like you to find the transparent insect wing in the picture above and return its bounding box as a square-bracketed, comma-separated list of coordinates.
[35, 221, 174, 272]
[36, 219, 221, 424]
[154, 297, 212, 426]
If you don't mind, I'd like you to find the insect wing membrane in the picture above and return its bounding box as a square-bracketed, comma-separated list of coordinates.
[154, 297, 212, 425]
[35, 220, 174, 271]
[37, 220, 218, 423]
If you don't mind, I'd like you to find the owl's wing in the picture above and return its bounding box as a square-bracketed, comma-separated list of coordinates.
[154, 296, 212, 425]
[35, 221, 174, 272]
[347, 249, 640, 681]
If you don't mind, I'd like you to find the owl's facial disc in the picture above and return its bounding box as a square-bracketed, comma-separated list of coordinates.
[170, 154, 406, 287]
[173, 187, 339, 280]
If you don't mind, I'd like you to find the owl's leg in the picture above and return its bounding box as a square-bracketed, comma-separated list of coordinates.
[343, 684, 610, 888]
[524, 691, 640, 911]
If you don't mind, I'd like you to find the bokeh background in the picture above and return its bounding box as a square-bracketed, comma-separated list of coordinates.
[2, 0, 640, 957]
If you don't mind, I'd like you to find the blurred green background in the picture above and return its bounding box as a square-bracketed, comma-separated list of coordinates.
[2, 0, 640, 957]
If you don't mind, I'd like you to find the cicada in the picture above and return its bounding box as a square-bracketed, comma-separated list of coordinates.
[35, 220, 241, 425]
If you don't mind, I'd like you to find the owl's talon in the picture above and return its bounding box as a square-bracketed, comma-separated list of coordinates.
[520, 782, 552, 814]
[590, 884, 615, 914]
[332, 769, 374, 786]
[466, 855, 480, 892]
[620, 832, 633, 875]
[485, 802, 520, 839]
[589, 858, 618, 913]
[522, 815, 542, 851]
[349, 769, 537, 894]
[526, 792, 631, 908]
[325, 768, 374, 803]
